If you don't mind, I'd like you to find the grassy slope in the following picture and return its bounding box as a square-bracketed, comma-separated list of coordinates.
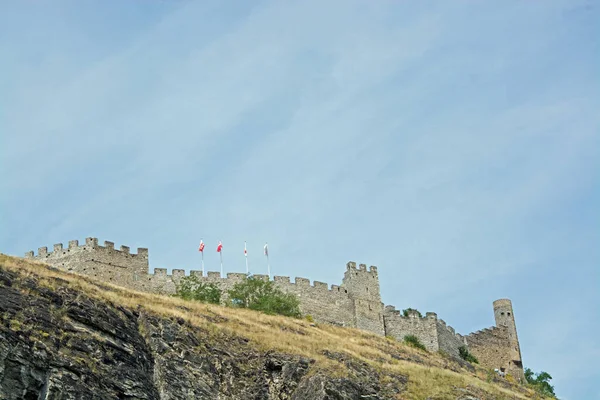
[0, 254, 547, 400]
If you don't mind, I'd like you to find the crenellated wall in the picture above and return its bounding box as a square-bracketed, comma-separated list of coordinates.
[25, 238, 149, 287]
[383, 307, 440, 351]
[382, 306, 466, 357]
[272, 276, 356, 328]
[465, 327, 514, 372]
[25, 236, 524, 379]
[435, 317, 467, 357]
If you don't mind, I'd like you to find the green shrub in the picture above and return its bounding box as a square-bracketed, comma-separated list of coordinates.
[403, 334, 427, 351]
[175, 275, 221, 304]
[458, 346, 479, 364]
[228, 276, 301, 318]
[402, 308, 423, 318]
[305, 315, 315, 323]
[525, 368, 556, 397]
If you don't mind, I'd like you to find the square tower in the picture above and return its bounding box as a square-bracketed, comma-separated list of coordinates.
[342, 262, 384, 335]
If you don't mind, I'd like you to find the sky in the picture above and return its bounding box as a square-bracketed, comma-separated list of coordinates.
[1, 0, 599, 398]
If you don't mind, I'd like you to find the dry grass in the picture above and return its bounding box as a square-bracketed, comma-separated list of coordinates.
[0, 254, 544, 400]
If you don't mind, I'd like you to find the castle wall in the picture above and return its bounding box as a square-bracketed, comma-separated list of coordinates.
[25, 238, 358, 329]
[435, 319, 467, 358]
[25, 238, 148, 288]
[273, 277, 355, 328]
[465, 327, 514, 372]
[383, 307, 439, 352]
[382, 307, 465, 357]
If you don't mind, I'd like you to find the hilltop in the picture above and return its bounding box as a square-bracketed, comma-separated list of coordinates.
[0, 254, 549, 399]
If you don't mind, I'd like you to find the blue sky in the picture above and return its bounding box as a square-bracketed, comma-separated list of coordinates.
[1, 1, 598, 398]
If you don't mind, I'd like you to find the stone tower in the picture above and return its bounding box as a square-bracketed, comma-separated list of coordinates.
[493, 299, 524, 378]
[342, 262, 385, 335]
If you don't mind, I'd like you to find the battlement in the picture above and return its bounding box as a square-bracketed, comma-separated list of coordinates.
[25, 237, 149, 259]
[383, 306, 465, 355]
[346, 261, 378, 274]
[465, 326, 505, 340]
[274, 276, 350, 295]
[140, 270, 349, 298]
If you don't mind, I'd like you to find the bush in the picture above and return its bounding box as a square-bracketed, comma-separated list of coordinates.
[305, 315, 315, 323]
[402, 308, 423, 318]
[525, 368, 556, 397]
[403, 334, 427, 351]
[228, 276, 301, 318]
[175, 275, 221, 304]
[458, 346, 479, 364]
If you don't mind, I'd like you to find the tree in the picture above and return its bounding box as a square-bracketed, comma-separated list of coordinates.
[228, 276, 301, 318]
[524, 368, 556, 397]
[175, 275, 221, 304]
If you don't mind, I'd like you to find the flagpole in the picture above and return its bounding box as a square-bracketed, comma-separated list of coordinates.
[245, 241, 249, 275]
[220, 251, 223, 277]
[265, 242, 270, 279]
[199, 239, 205, 276]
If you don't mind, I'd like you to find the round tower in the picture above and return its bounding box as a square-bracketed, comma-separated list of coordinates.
[493, 299, 524, 376]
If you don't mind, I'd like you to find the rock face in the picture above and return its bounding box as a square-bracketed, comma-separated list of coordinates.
[0, 265, 404, 399]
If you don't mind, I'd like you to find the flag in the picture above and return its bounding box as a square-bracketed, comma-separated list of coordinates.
[198, 240, 205, 252]
[264, 243, 268, 256]
[244, 242, 247, 257]
[217, 241, 223, 253]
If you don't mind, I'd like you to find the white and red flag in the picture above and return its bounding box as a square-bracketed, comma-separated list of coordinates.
[244, 242, 247, 257]
[217, 241, 223, 253]
[264, 243, 268, 256]
[198, 240, 205, 252]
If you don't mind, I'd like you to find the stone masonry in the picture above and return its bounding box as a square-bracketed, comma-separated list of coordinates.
[24, 237, 524, 379]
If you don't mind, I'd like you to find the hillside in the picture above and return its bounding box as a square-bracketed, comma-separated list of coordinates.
[0, 254, 548, 400]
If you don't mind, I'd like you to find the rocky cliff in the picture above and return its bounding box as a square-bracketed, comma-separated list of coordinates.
[0, 254, 544, 399]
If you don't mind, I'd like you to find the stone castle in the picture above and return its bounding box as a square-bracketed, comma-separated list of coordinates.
[24, 237, 525, 380]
